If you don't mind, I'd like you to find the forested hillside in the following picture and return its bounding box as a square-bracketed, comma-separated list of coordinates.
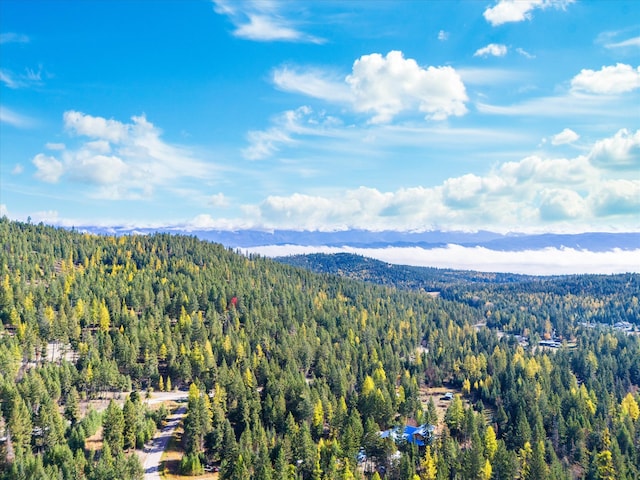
[0, 219, 638, 479]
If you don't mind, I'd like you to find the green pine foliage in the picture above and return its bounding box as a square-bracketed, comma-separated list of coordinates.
[0, 219, 638, 479]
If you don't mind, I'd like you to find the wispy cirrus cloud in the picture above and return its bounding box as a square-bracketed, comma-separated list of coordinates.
[1, 66, 44, 89]
[212, 0, 323, 43]
[242, 106, 342, 160]
[0, 105, 33, 128]
[484, 0, 574, 26]
[0, 32, 29, 44]
[606, 36, 640, 49]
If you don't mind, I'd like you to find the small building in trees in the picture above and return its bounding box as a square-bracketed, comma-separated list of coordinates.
[379, 423, 435, 447]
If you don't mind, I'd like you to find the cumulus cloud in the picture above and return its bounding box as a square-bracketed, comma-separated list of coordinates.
[273, 51, 468, 124]
[212, 0, 323, 43]
[64, 111, 129, 142]
[11, 164, 23, 174]
[32, 154, 64, 183]
[0, 204, 8, 217]
[474, 43, 508, 57]
[590, 180, 640, 217]
[234, 129, 637, 232]
[484, 0, 574, 26]
[538, 188, 587, 220]
[208, 193, 229, 208]
[551, 128, 579, 145]
[438, 30, 449, 41]
[347, 51, 468, 122]
[588, 128, 640, 170]
[571, 63, 640, 94]
[245, 244, 640, 276]
[31, 111, 211, 199]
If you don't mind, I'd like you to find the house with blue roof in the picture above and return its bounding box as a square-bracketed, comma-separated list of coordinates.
[379, 423, 436, 447]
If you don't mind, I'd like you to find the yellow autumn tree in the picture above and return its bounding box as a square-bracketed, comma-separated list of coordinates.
[420, 445, 437, 480]
[621, 392, 639, 421]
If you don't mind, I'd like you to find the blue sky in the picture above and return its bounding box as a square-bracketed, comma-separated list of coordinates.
[1, 0, 639, 234]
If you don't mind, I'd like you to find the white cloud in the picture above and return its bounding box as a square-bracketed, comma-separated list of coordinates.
[208, 193, 229, 208]
[0, 33, 29, 44]
[484, 0, 574, 26]
[212, 0, 323, 43]
[605, 36, 640, 49]
[32, 154, 64, 183]
[11, 164, 23, 174]
[571, 63, 640, 94]
[273, 51, 468, 123]
[244, 244, 640, 275]
[45, 142, 66, 151]
[272, 67, 351, 102]
[516, 47, 535, 59]
[551, 128, 579, 145]
[438, 30, 449, 41]
[0, 70, 18, 88]
[0, 204, 8, 217]
[588, 128, 640, 169]
[498, 154, 594, 185]
[346, 51, 468, 122]
[538, 188, 587, 220]
[64, 111, 129, 142]
[243, 106, 309, 160]
[474, 43, 508, 57]
[590, 180, 640, 217]
[0, 66, 44, 89]
[477, 87, 638, 118]
[32, 111, 212, 198]
[233, 129, 637, 232]
[0, 106, 33, 128]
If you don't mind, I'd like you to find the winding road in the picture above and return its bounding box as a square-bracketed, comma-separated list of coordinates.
[142, 391, 189, 480]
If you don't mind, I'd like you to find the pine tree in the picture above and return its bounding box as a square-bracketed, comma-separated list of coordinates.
[8, 395, 33, 456]
[123, 396, 138, 450]
[64, 387, 80, 426]
[102, 400, 125, 454]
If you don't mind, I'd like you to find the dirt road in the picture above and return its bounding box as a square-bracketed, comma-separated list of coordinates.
[140, 390, 190, 480]
[143, 404, 187, 480]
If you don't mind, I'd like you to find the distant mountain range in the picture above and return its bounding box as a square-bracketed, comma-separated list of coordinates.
[73, 227, 639, 252]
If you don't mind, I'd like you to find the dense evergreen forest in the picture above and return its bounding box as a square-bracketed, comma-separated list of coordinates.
[0, 218, 638, 479]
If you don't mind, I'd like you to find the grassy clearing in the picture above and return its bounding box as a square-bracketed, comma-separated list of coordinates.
[419, 385, 495, 432]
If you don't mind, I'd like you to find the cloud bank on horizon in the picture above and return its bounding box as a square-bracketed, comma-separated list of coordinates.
[1, 0, 639, 237]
